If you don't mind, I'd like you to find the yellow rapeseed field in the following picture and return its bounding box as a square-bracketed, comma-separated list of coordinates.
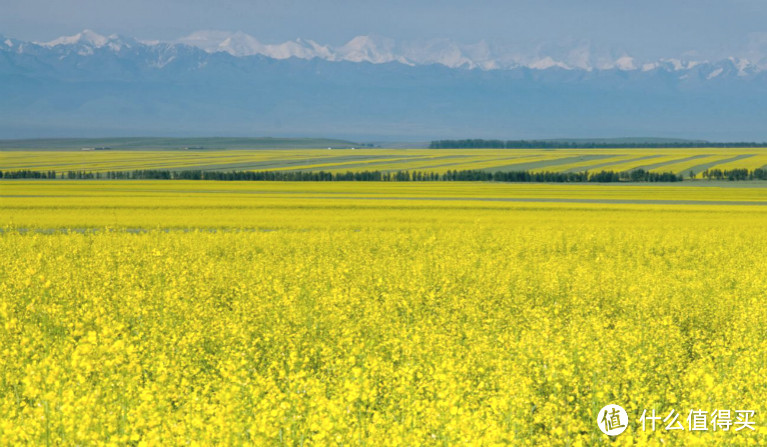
[1, 181, 766, 445]
[3, 147, 767, 175]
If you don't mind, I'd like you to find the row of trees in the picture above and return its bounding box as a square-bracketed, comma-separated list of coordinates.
[429, 139, 767, 149]
[105, 170, 438, 181]
[0, 170, 58, 179]
[700, 168, 767, 180]
[0, 168, 694, 182]
[441, 169, 681, 182]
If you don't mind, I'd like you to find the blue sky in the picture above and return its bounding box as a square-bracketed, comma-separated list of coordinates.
[3, 0, 767, 60]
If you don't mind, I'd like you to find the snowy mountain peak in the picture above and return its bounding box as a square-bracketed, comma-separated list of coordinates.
[177, 30, 237, 52]
[38, 29, 133, 53]
[217, 32, 264, 56]
[528, 57, 570, 70]
[336, 35, 410, 64]
[1, 37, 19, 50]
[41, 29, 108, 47]
[726, 57, 761, 75]
[178, 31, 333, 60]
[615, 56, 636, 70]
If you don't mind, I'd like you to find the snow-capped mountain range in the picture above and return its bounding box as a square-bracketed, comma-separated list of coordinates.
[176, 30, 765, 74]
[6, 29, 762, 74]
[2, 30, 767, 140]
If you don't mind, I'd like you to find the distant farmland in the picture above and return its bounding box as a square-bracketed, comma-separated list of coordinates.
[3, 148, 767, 177]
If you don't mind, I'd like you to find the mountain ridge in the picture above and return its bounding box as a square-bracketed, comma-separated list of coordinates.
[14, 29, 763, 75]
[2, 30, 767, 140]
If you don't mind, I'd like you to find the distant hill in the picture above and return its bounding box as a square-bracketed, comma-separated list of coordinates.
[0, 137, 363, 150]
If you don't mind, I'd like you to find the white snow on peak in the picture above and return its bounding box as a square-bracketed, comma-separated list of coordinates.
[178, 31, 334, 61]
[528, 57, 570, 70]
[592, 55, 637, 71]
[727, 57, 757, 75]
[38, 29, 130, 52]
[336, 35, 410, 64]
[707, 67, 724, 79]
[729, 57, 750, 70]
[217, 32, 264, 56]
[405, 40, 501, 69]
[41, 29, 108, 47]
[399, 39, 472, 68]
[641, 62, 658, 71]
[614, 56, 636, 70]
[663, 58, 685, 71]
[265, 38, 333, 60]
[564, 46, 593, 70]
[177, 30, 236, 52]
[302, 39, 335, 59]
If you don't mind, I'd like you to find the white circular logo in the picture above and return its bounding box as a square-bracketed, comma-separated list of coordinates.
[597, 404, 628, 436]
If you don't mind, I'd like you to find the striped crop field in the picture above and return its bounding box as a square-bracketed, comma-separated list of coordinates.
[586, 154, 689, 173]
[705, 154, 767, 172]
[3, 148, 767, 175]
[3, 181, 767, 230]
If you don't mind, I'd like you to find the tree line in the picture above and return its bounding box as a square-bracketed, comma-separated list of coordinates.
[16, 168, 767, 182]
[0, 168, 699, 182]
[429, 139, 767, 149]
[700, 168, 767, 180]
[0, 170, 58, 179]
